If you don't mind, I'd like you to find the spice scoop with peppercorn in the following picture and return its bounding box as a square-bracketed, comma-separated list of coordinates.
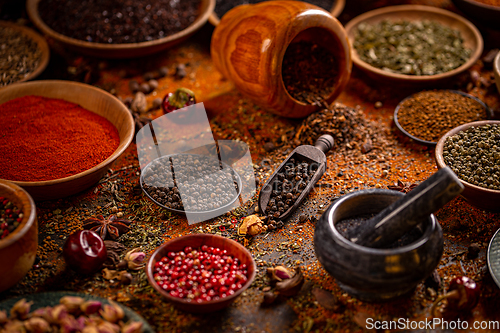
[259, 134, 334, 230]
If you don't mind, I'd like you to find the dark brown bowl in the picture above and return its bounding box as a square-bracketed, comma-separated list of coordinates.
[452, 0, 500, 30]
[435, 120, 500, 212]
[26, 0, 215, 58]
[146, 233, 256, 313]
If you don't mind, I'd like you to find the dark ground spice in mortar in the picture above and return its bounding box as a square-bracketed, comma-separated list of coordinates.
[336, 213, 424, 249]
[282, 41, 338, 105]
[38, 0, 201, 44]
[214, 0, 336, 19]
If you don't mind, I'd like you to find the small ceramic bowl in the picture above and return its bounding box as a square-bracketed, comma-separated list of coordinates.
[0, 180, 37, 293]
[208, 0, 345, 26]
[344, 5, 483, 85]
[394, 90, 493, 146]
[452, 0, 500, 30]
[0, 80, 134, 201]
[494, 51, 500, 96]
[26, 0, 215, 58]
[146, 233, 256, 313]
[0, 21, 50, 86]
[314, 189, 443, 301]
[435, 120, 500, 212]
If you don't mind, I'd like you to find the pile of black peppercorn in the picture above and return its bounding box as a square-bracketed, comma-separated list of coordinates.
[142, 154, 239, 212]
[264, 158, 318, 230]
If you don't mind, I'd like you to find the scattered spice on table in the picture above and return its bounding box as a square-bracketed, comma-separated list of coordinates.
[0, 25, 42, 86]
[38, 0, 201, 44]
[396, 90, 488, 143]
[354, 20, 472, 75]
[0, 95, 120, 181]
[0, 197, 23, 239]
[282, 41, 338, 104]
[442, 123, 500, 190]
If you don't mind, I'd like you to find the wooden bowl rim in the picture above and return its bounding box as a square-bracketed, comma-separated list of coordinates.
[394, 89, 493, 146]
[26, 0, 215, 55]
[344, 4, 484, 83]
[453, 0, 500, 11]
[435, 120, 500, 194]
[0, 80, 134, 187]
[0, 180, 36, 248]
[0, 20, 50, 85]
[208, 0, 345, 26]
[146, 233, 256, 309]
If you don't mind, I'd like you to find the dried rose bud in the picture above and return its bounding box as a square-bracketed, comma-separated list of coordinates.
[60, 315, 85, 333]
[82, 326, 100, 333]
[267, 265, 293, 281]
[97, 321, 121, 333]
[50, 304, 69, 323]
[0, 310, 7, 324]
[10, 298, 33, 320]
[99, 301, 124, 323]
[59, 296, 85, 313]
[125, 248, 146, 270]
[24, 317, 51, 333]
[80, 300, 102, 316]
[121, 321, 144, 333]
[3, 319, 25, 331]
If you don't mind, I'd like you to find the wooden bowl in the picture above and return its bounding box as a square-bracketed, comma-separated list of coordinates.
[208, 0, 345, 26]
[211, 1, 352, 118]
[26, 0, 215, 59]
[452, 0, 500, 30]
[0, 180, 37, 293]
[146, 233, 256, 313]
[435, 120, 500, 212]
[0, 21, 49, 85]
[0, 80, 134, 200]
[494, 51, 500, 96]
[344, 5, 483, 85]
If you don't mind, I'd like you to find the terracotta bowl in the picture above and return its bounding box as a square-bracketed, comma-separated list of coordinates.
[0, 80, 134, 201]
[0, 180, 37, 293]
[208, 0, 345, 26]
[435, 120, 500, 212]
[452, 0, 500, 30]
[344, 5, 483, 85]
[146, 233, 256, 313]
[0, 21, 50, 85]
[26, 0, 215, 58]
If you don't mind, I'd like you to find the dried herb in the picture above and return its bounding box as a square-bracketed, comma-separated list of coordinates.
[354, 20, 472, 75]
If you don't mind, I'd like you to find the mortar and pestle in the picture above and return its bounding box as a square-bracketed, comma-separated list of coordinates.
[210, 1, 352, 118]
[314, 167, 464, 301]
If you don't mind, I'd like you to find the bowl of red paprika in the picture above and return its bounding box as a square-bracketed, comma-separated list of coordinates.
[0, 80, 134, 201]
[0, 179, 38, 293]
[146, 233, 256, 313]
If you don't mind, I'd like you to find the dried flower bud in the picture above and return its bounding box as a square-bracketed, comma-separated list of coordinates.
[24, 317, 52, 333]
[59, 296, 85, 313]
[121, 321, 144, 333]
[97, 321, 120, 333]
[99, 301, 124, 323]
[50, 304, 69, 323]
[0, 310, 7, 324]
[276, 266, 304, 297]
[267, 265, 294, 281]
[3, 319, 25, 331]
[10, 298, 33, 320]
[82, 326, 100, 333]
[125, 248, 146, 270]
[80, 300, 102, 316]
[60, 315, 85, 333]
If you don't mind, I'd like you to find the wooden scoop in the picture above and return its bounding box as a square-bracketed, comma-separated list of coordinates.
[258, 134, 334, 220]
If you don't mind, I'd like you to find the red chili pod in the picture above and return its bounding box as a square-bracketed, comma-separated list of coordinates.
[431, 275, 479, 316]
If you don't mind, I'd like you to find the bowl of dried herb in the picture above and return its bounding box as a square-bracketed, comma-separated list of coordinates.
[394, 90, 493, 145]
[0, 179, 38, 293]
[26, 0, 215, 58]
[0, 21, 50, 87]
[435, 120, 500, 212]
[345, 5, 483, 85]
[0, 80, 134, 200]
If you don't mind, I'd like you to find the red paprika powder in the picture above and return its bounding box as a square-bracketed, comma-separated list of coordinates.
[0, 95, 120, 182]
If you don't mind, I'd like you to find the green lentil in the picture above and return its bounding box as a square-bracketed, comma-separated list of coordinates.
[443, 124, 500, 190]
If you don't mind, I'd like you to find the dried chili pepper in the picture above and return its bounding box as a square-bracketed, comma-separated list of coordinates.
[431, 276, 480, 316]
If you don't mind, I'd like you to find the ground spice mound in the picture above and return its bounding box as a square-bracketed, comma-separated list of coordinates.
[295, 103, 368, 147]
[0, 95, 120, 182]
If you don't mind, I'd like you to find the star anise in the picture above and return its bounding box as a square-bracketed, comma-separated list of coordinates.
[83, 215, 133, 240]
[387, 180, 419, 194]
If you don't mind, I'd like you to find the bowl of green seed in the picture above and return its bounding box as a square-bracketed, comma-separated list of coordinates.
[345, 5, 483, 85]
[436, 120, 500, 212]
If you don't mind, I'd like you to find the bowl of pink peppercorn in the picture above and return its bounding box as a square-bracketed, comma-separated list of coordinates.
[146, 233, 256, 313]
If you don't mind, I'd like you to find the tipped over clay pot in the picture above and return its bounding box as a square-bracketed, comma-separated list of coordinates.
[211, 1, 352, 119]
[314, 189, 443, 301]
